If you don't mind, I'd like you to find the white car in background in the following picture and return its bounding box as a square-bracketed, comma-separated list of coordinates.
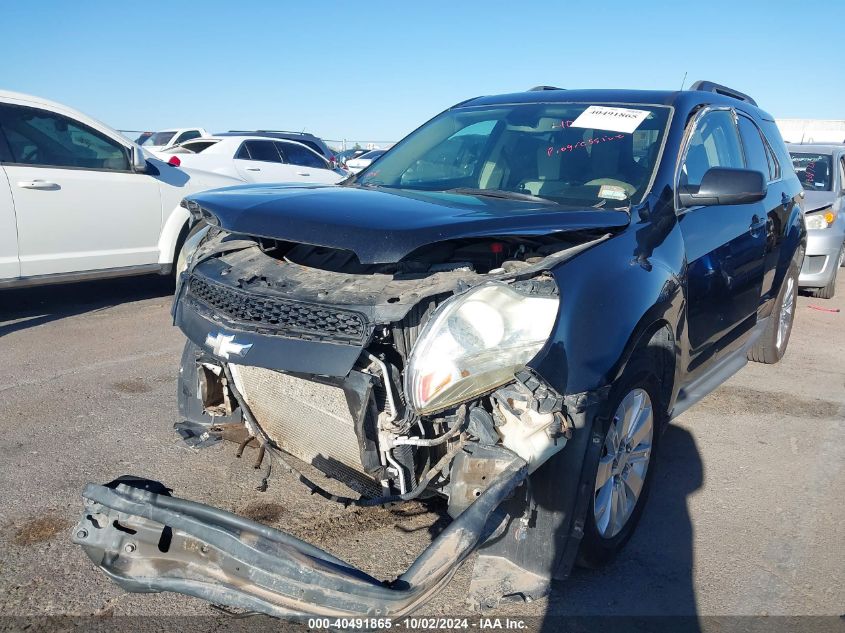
[0, 91, 240, 288]
[141, 127, 210, 155]
[161, 135, 346, 184]
[345, 149, 386, 174]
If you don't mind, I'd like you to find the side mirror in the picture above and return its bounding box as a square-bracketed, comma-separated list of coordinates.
[679, 167, 767, 207]
[131, 145, 148, 173]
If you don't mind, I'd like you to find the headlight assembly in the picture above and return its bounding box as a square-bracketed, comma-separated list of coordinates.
[405, 282, 559, 414]
[804, 207, 835, 230]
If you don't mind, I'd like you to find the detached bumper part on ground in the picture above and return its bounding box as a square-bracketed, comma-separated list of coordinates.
[74, 450, 527, 618]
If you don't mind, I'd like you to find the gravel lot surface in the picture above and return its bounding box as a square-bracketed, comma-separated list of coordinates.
[1, 274, 842, 625]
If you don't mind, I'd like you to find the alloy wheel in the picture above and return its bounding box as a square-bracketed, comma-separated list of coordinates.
[593, 388, 654, 539]
[776, 276, 795, 350]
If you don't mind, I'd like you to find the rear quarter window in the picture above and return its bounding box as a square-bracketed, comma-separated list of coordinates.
[759, 120, 796, 182]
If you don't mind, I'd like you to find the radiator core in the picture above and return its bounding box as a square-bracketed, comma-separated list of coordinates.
[229, 364, 367, 478]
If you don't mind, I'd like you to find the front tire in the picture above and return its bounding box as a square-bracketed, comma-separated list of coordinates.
[747, 263, 798, 364]
[577, 356, 664, 568]
[810, 245, 842, 299]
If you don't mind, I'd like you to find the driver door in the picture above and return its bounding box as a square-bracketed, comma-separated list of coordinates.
[677, 108, 767, 375]
[0, 103, 161, 277]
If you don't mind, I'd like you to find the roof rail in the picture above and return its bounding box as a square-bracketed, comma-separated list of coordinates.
[528, 85, 564, 91]
[688, 80, 757, 106]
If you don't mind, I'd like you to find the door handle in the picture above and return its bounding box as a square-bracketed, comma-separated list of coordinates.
[246, 168, 261, 172]
[297, 172, 311, 176]
[17, 180, 58, 190]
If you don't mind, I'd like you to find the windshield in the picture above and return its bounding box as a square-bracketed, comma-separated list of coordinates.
[356, 102, 671, 206]
[790, 152, 833, 191]
[142, 131, 176, 147]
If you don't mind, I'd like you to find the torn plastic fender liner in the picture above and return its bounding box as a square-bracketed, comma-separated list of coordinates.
[73, 448, 528, 618]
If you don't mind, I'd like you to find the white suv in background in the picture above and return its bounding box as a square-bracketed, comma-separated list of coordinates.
[0, 91, 239, 288]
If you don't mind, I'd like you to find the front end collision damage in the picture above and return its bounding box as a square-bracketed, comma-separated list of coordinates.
[75, 212, 626, 616]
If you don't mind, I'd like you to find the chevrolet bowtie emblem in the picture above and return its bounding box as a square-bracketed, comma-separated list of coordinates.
[205, 332, 253, 359]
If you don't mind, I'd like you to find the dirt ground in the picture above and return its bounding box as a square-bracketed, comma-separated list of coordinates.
[0, 274, 842, 626]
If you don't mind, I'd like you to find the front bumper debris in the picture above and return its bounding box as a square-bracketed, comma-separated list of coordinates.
[73, 449, 527, 619]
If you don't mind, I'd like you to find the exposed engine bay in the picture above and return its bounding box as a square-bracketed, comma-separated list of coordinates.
[174, 226, 599, 514]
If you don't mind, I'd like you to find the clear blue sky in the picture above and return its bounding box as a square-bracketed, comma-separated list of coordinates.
[1, 0, 842, 143]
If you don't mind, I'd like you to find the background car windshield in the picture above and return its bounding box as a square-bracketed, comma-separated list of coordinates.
[356, 103, 671, 205]
[790, 152, 833, 191]
[142, 131, 176, 146]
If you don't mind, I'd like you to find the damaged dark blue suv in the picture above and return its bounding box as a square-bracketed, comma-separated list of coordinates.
[74, 81, 805, 619]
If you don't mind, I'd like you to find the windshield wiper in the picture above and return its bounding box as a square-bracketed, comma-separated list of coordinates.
[443, 187, 558, 205]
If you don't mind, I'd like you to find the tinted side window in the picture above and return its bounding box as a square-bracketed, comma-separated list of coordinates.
[242, 141, 281, 162]
[738, 116, 771, 182]
[175, 130, 202, 144]
[182, 140, 216, 154]
[0, 104, 129, 171]
[278, 142, 325, 168]
[681, 110, 744, 187]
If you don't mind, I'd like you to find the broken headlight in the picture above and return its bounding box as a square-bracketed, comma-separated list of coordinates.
[406, 282, 559, 414]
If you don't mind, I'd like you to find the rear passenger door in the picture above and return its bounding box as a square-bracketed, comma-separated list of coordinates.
[677, 108, 767, 375]
[233, 140, 299, 183]
[736, 113, 790, 307]
[275, 141, 342, 184]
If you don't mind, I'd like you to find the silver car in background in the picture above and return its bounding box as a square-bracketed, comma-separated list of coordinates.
[788, 144, 845, 298]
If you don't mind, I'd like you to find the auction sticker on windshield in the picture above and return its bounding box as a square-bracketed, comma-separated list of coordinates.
[571, 105, 651, 134]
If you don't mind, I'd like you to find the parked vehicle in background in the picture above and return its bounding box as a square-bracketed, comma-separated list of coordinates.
[74, 81, 805, 620]
[336, 148, 370, 168]
[141, 127, 210, 154]
[220, 130, 336, 166]
[161, 136, 345, 185]
[345, 148, 385, 173]
[788, 144, 845, 298]
[0, 91, 239, 287]
[118, 130, 153, 145]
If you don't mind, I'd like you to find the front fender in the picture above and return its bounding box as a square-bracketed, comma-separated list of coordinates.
[529, 218, 685, 398]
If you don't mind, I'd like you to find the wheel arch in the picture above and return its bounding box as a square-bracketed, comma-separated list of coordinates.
[608, 314, 678, 419]
[157, 204, 191, 268]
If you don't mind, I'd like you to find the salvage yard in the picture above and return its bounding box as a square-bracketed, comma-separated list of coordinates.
[0, 275, 843, 620]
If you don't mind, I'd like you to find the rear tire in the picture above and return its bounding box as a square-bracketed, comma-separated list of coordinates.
[576, 355, 664, 569]
[747, 263, 798, 364]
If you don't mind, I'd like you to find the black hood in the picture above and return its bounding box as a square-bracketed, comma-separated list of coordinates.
[187, 184, 630, 264]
